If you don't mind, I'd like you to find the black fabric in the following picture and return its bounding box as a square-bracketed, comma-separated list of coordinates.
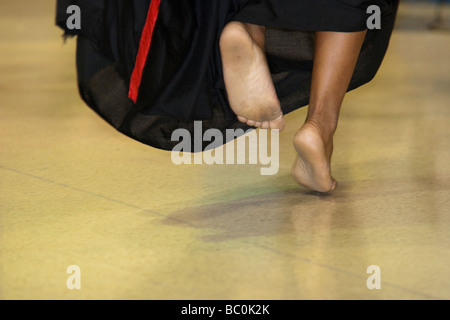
[56, 0, 399, 151]
[76, 36, 252, 152]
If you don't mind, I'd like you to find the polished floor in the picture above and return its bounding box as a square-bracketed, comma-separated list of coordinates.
[1, 1, 449, 300]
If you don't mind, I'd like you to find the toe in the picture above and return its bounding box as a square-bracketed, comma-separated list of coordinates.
[237, 116, 248, 123]
[247, 120, 256, 127]
[261, 121, 270, 129]
[330, 179, 337, 192]
[270, 115, 286, 132]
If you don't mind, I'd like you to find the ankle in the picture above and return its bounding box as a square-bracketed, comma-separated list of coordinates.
[303, 118, 337, 142]
[243, 23, 266, 49]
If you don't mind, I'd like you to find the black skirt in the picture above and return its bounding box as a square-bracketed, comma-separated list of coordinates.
[56, 0, 399, 151]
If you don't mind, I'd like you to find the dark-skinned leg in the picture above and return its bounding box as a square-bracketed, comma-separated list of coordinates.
[292, 30, 367, 192]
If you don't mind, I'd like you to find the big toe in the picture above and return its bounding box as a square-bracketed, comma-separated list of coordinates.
[330, 179, 337, 192]
[270, 115, 286, 132]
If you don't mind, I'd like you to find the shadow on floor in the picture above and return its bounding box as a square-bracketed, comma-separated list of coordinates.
[160, 175, 450, 243]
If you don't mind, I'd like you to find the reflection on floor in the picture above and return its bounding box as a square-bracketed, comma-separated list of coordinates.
[0, 0, 449, 299]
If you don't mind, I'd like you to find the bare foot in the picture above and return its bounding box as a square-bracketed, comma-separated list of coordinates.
[220, 21, 285, 131]
[291, 122, 337, 193]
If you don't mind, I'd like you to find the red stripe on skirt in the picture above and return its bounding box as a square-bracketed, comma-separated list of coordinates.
[128, 0, 162, 103]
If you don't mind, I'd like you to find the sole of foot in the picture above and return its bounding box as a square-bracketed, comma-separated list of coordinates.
[220, 21, 285, 131]
[291, 123, 337, 193]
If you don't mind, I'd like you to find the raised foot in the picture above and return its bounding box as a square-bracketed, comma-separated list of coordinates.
[220, 21, 285, 131]
[291, 122, 337, 193]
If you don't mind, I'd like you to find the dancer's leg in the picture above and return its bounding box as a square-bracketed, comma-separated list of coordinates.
[292, 30, 367, 192]
[220, 21, 285, 131]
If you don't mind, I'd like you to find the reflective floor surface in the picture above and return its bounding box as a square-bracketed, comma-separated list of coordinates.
[1, 0, 449, 299]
